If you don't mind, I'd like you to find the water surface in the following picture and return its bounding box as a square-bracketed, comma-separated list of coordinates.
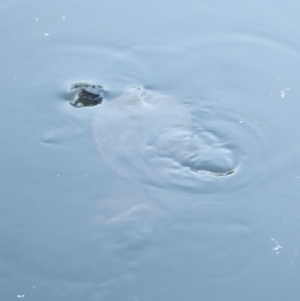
[1, 0, 300, 300]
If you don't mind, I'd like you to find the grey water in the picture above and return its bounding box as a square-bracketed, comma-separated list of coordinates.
[1, 0, 300, 300]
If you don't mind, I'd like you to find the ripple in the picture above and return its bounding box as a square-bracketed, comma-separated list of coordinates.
[92, 87, 269, 195]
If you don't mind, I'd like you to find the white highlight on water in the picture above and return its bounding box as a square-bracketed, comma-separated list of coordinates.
[271, 238, 283, 254]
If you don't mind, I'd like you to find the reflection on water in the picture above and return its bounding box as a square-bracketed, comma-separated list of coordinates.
[1, 0, 300, 300]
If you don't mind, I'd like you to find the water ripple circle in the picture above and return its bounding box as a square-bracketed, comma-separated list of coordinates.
[93, 87, 270, 195]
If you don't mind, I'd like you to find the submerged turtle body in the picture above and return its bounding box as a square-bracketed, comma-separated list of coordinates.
[70, 83, 103, 107]
[93, 87, 237, 192]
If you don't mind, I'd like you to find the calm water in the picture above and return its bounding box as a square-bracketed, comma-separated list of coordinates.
[1, 0, 300, 300]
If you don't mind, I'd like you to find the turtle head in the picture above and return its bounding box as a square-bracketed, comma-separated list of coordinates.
[70, 83, 103, 108]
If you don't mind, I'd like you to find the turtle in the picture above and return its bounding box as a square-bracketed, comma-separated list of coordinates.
[93, 87, 236, 192]
[70, 83, 103, 107]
